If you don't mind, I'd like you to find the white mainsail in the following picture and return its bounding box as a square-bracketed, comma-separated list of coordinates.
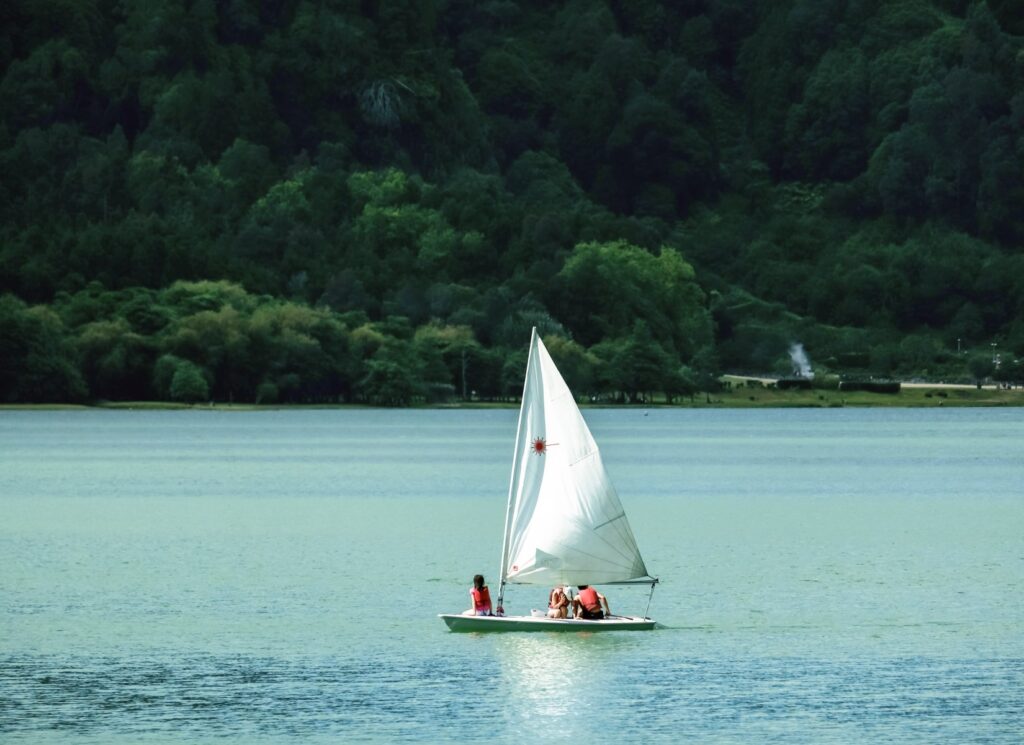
[498, 329, 653, 589]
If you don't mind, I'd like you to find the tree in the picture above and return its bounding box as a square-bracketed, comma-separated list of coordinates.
[163, 305, 252, 401]
[783, 46, 870, 180]
[235, 174, 318, 275]
[968, 353, 995, 387]
[665, 365, 699, 404]
[605, 91, 716, 216]
[553, 240, 711, 360]
[413, 323, 480, 399]
[247, 302, 355, 403]
[0, 295, 87, 402]
[543, 336, 596, 399]
[170, 360, 209, 402]
[218, 138, 278, 206]
[0, 39, 89, 130]
[359, 339, 422, 405]
[590, 322, 674, 403]
[76, 318, 152, 400]
[153, 353, 184, 399]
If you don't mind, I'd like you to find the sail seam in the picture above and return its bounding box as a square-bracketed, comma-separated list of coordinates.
[567, 451, 596, 467]
[550, 542, 644, 575]
[592, 512, 626, 531]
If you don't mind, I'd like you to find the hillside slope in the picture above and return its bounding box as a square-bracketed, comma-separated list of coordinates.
[1, 0, 1022, 402]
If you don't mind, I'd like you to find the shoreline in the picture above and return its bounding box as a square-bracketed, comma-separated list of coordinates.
[2, 386, 1023, 412]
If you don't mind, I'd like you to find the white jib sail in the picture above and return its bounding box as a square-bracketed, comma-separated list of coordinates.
[499, 329, 652, 587]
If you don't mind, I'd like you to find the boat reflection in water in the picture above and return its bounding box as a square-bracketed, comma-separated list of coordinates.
[490, 631, 657, 738]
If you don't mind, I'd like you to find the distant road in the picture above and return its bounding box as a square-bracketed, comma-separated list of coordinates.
[724, 375, 1000, 391]
[899, 381, 996, 390]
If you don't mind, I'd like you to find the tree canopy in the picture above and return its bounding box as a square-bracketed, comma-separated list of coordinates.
[2, 0, 1022, 403]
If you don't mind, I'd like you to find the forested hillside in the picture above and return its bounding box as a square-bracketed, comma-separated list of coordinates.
[2, 0, 1023, 403]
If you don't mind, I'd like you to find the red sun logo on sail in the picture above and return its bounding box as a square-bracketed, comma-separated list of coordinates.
[531, 436, 547, 455]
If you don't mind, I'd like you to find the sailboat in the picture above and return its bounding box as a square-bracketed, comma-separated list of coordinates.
[439, 328, 658, 632]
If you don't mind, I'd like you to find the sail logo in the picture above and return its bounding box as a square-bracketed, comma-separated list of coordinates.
[531, 436, 557, 455]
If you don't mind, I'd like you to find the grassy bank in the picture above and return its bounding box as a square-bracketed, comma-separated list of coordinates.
[2, 386, 1022, 411]
[693, 385, 1023, 408]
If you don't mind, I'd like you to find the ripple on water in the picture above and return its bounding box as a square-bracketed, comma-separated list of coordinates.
[1, 651, 1022, 743]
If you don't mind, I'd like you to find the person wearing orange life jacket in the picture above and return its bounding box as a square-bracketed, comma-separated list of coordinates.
[573, 585, 610, 620]
[468, 574, 493, 616]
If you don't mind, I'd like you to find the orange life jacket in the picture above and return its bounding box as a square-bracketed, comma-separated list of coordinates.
[578, 587, 600, 611]
[471, 586, 491, 611]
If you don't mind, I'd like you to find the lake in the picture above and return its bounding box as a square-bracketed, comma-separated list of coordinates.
[1, 407, 1022, 742]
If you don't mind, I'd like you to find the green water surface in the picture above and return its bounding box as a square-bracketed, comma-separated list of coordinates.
[1, 408, 1021, 742]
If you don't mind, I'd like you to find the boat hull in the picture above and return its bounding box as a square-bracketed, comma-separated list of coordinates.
[439, 613, 656, 632]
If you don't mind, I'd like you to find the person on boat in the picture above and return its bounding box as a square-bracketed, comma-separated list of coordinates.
[573, 585, 610, 619]
[546, 585, 569, 618]
[468, 574, 493, 616]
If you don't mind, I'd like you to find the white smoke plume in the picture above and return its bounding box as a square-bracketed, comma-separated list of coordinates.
[789, 343, 814, 379]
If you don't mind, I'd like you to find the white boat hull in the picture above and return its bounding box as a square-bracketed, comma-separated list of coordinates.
[439, 613, 657, 632]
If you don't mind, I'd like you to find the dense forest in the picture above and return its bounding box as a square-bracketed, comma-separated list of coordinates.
[2, 0, 1023, 404]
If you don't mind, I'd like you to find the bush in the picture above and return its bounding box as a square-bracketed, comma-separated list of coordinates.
[838, 380, 901, 394]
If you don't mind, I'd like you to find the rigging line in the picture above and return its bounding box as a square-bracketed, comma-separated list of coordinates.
[644, 581, 656, 619]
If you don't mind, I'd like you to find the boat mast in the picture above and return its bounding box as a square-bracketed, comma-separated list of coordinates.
[496, 327, 537, 613]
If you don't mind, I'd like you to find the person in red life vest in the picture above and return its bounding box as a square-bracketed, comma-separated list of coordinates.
[547, 585, 569, 618]
[468, 574, 493, 616]
[573, 585, 610, 619]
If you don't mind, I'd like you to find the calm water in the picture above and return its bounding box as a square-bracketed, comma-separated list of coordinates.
[1, 407, 1022, 742]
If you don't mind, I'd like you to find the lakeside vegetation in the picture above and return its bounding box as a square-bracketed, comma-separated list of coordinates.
[2, 1, 1023, 405]
[5, 374, 1023, 410]
[5, 385, 1023, 410]
[711, 382, 1024, 408]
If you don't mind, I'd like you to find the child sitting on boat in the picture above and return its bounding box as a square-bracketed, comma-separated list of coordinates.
[467, 574, 493, 616]
[546, 586, 569, 618]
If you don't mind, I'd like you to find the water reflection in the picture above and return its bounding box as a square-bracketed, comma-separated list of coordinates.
[492, 632, 650, 737]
